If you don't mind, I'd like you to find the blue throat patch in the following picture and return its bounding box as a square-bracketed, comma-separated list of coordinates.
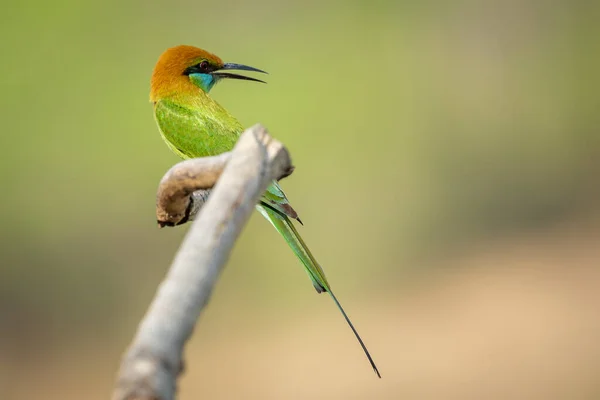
[189, 73, 216, 92]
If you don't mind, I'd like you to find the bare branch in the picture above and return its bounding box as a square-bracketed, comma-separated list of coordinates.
[155, 153, 227, 227]
[113, 124, 292, 400]
[156, 142, 294, 227]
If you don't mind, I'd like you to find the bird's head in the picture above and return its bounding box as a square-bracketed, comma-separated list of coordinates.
[150, 45, 266, 102]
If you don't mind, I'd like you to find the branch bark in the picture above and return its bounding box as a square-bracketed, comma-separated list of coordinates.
[155, 140, 294, 227]
[112, 124, 293, 400]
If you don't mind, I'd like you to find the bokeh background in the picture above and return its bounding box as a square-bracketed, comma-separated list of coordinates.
[2, 0, 599, 399]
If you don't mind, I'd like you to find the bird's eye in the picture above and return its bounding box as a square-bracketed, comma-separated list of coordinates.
[199, 60, 209, 71]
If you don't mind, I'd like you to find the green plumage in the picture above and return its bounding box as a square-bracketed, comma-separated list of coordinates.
[154, 85, 380, 378]
[155, 97, 326, 286]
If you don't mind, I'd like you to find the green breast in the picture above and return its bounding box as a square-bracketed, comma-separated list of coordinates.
[154, 98, 243, 159]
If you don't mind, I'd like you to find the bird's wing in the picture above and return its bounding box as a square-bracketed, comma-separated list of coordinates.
[261, 181, 302, 222]
[154, 99, 239, 159]
[155, 99, 300, 221]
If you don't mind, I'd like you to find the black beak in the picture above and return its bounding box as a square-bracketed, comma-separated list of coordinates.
[212, 62, 268, 83]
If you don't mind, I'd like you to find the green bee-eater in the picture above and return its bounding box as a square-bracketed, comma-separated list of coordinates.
[150, 45, 380, 377]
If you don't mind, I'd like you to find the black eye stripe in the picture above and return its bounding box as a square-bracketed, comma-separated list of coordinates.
[182, 60, 216, 75]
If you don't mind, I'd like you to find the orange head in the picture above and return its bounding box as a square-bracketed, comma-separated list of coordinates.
[150, 45, 267, 102]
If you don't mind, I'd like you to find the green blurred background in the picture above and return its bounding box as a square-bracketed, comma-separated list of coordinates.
[2, 0, 599, 399]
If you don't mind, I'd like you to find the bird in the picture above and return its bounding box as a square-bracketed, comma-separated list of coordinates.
[150, 45, 380, 378]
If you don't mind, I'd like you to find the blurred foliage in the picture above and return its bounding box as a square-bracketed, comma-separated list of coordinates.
[1, 0, 599, 398]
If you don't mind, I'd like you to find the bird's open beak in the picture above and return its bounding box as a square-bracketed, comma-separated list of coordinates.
[212, 63, 268, 83]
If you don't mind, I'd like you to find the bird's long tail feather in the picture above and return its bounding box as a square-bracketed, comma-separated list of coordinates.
[256, 203, 381, 378]
[327, 288, 381, 378]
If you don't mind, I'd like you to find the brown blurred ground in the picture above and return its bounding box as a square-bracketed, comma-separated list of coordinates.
[5, 216, 600, 400]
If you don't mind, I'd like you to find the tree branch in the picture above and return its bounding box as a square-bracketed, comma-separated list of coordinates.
[156, 140, 294, 227]
[112, 124, 293, 400]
